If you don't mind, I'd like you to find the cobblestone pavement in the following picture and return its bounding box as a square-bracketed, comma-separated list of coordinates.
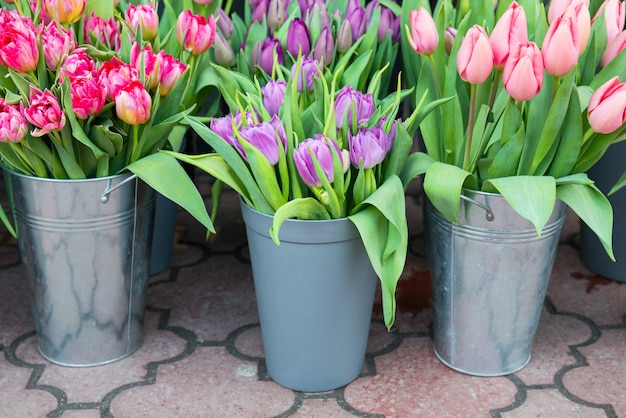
[1, 176, 624, 418]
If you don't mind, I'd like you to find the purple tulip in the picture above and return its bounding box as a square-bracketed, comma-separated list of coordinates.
[216, 8, 233, 38]
[349, 127, 392, 169]
[268, 0, 288, 30]
[251, 0, 269, 24]
[268, 114, 288, 149]
[254, 38, 284, 76]
[213, 32, 234, 66]
[306, 3, 330, 40]
[336, 20, 352, 53]
[290, 57, 321, 92]
[346, 2, 366, 41]
[312, 26, 334, 65]
[293, 134, 341, 187]
[261, 79, 287, 115]
[286, 18, 311, 57]
[239, 120, 285, 165]
[334, 86, 375, 129]
[377, 7, 394, 41]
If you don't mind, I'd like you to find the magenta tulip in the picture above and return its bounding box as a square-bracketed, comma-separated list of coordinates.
[24, 87, 66, 137]
[408, 8, 439, 56]
[0, 101, 28, 143]
[84, 12, 121, 51]
[69, 77, 106, 119]
[41, 21, 76, 71]
[490, 1, 528, 69]
[98, 57, 140, 101]
[176, 11, 216, 55]
[0, 11, 40, 73]
[125, 3, 159, 41]
[503, 41, 544, 102]
[588, 76, 626, 134]
[157, 52, 187, 97]
[286, 18, 311, 57]
[130, 43, 160, 89]
[456, 25, 494, 84]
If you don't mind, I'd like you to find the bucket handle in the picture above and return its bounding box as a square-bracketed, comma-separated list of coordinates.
[460, 195, 494, 221]
[100, 174, 138, 203]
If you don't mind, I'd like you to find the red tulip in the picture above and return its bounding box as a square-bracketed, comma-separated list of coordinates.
[456, 25, 494, 84]
[490, 1, 528, 69]
[503, 41, 544, 101]
[588, 76, 626, 134]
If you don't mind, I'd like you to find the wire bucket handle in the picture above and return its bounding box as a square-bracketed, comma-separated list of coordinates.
[100, 174, 138, 203]
[460, 194, 495, 221]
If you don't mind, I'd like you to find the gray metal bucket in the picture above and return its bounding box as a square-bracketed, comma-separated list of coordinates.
[426, 190, 566, 376]
[5, 170, 155, 367]
[240, 201, 377, 392]
[149, 193, 177, 275]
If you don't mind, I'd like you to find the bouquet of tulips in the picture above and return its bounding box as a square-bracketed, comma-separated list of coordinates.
[208, 0, 401, 99]
[129, 54, 443, 329]
[400, 0, 626, 259]
[0, 0, 216, 181]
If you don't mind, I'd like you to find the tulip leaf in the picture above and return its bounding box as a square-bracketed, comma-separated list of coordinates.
[269, 197, 332, 245]
[127, 152, 214, 235]
[547, 87, 583, 178]
[556, 180, 614, 260]
[423, 161, 476, 223]
[483, 176, 556, 236]
[399, 151, 434, 187]
[488, 124, 526, 179]
[609, 170, 626, 195]
[349, 175, 408, 330]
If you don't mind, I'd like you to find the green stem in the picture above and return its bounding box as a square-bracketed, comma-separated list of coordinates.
[463, 83, 477, 171]
[428, 54, 443, 97]
[181, 54, 197, 108]
[223, 0, 233, 15]
[128, 124, 140, 165]
[488, 69, 502, 109]
[581, 127, 594, 145]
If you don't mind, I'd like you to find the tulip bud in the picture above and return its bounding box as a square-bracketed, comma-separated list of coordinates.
[588, 76, 626, 134]
[346, 4, 367, 41]
[125, 3, 159, 41]
[564, 2, 591, 53]
[68, 77, 107, 119]
[456, 25, 494, 84]
[213, 32, 234, 67]
[349, 127, 392, 169]
[239, 120, 285, 165]
[0, 11, 39, 73]
[287, 18, 311, 57]
[601, 29, 626, 66]
[255, 38, 284, 75]
[130, 43, 160, 89]
[444, 27, 457, 55]
[176, 11, 216, 55]
[115, 80, 152, 125]
[503, 41, 544, 102]
[24, 87, 66, 137]
[337, 20, 353, 53]
[0, 102, 28, 143]
[84, 12, 121, 51]
[291, 57, 322, 91]
[41, 21, 76, 71]
[251, 0, 269, 24]
[335, 86, 375, 130]
[312, 26, 334, 65]
[490, 1, 528, 69]
[548, 0, 589, 22]
[408, 8, 439, 56]
[378, 7, 395, 41]
[98, 57, 140, 101]
[42, 0, 86, 24]
[593, 0, 626, 44]
[306, 3, 329, 43]
[261, 79, 287, 115]
[216, 8, 233, 38]
[157, 51, 188, 97]
[268, 0, 288, 30]
[60, 49, 98, 81]
[294, 135, 341, 186]
[194, 0, 214, 4]
[541, 14, 579, 76]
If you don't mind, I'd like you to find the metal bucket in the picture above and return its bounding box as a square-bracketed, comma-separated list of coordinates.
[5, 170, 155, 367]
[426, 190, 567, 376]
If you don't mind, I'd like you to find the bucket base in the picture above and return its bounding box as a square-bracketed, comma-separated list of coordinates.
[38, 339, 143, 368]
[433, 347, 531, 377]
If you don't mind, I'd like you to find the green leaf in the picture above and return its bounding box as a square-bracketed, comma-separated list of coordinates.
[483, 176, 556, 235]
[557, 181, 614, 260]
[609, 170, 626, 195]
[399, 151, 434, 187]
[423, 162, 476, 223]
[269, 198, 332, 245]
[349, 175, 408, 330]
[127, 152, 214, 234]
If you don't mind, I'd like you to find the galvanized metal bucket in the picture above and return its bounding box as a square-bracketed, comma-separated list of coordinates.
[426, 190, 567, 376]
[5, 170, 155, 367]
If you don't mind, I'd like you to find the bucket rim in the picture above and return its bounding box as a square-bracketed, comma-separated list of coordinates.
[1, 166, 132, 184]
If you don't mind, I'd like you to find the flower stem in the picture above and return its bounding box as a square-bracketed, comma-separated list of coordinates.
[463, 83, 477, 171]
[428, 54, 443, 97]
[488, 69, 502, 109]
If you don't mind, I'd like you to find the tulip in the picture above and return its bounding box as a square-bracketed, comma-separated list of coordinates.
[268, 0, 288, 30]
[564, 2, 591, 53]
[213, 32, 234, 67]
[156, 51, 187, 97]
[98, 57, 140, 101]
[456, 25, 494, 84]
[268, 114, 288, 149]
[601, 29, 626, 66]
[349, 127, 392, 169]
[291, 57, 322, 92]
[0, 12, 39, 73]
[216, 8, 233, 38]
[287, 18, 311, 57]
[261, 80, 287, 115]
[548, 0, 589, 23]
[42, 0, 86, 24]
[541, 13, 580, 76]
[337, 20, 353, 53]
[334, 86, 375, 129]
[84, 12, 121, 51]
[312, 26, 334, 65]
[239, 120, 285, 165]
[114, 80, 152, 125]
[24, 87, 66, 137]
[68, 77, 106, 119]
[503, 41, 544, 102]
[41, 21, 76, 71]
[210, 114, 240, 150]
[594, 0, 626, 44]
[377, 7, 395, 41]
[588, 76, 626, 134]
[444, 27, 457, 55]
[176, 11, 216, 55]
[346, 3, 367, 41]
[490, 1, 528, 69]
[293, 135, 341, 186]
[194, 0, 214, 4]
[125, 3, 159, 41]
[0, 102, 28, 143]
[306, 3, 330, 42]
[130, 43, 160, 89]
[408, 8, 439, 56]
[60, 49, 98, 81]
[251, 0, 269, 24]
[254, 38, 284, 76]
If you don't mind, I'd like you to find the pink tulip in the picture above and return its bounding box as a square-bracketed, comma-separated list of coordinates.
[0, 11, 40, 73]
[593, 0, 626, 44]
[125, 3, 159, 41]
[601, 29, 626, 66]
[588, 76, 626, 133]
[68, 77, 106, 120]
[156, 51, 187, 97]
[503, 41, 544, 101]
[130, 43, 160, 89]
[456, 25, 494, 84]
[42, 0, 87, 24]
[24, 87, 66, 137]
[490, 1, 528, 69]
[41, 21, 76, 71]
[408, 8, 439, 55]
[0, 101, 28, 143]
[194, 0, 214, 4]
[115, 80, 152, 125]
[548, 0, 589, 23]
[84, 12, 121, 51]
[176, 11, 216, 55]
[59, 48, 97, 81]
[563, 2, 591, 53]
[98, 57, 141, 101]
[541, 14, 579, 76]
